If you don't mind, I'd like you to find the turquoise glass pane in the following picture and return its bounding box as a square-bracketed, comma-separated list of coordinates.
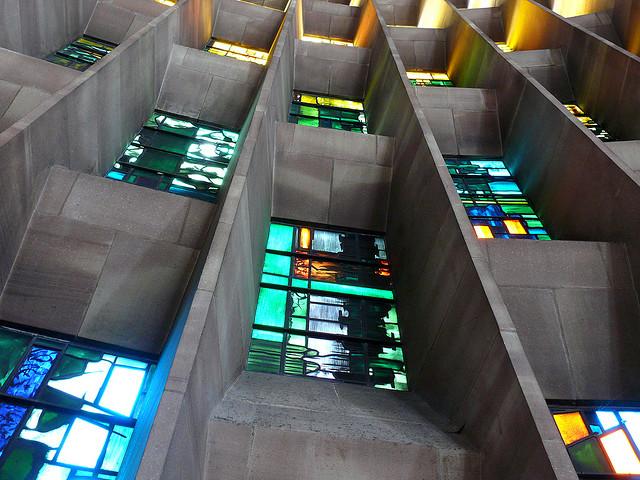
[266, 224, 293, 252]
[309, 281, 394, 300]
[254, 288, 287, 329]
[263, 253, 291, 276]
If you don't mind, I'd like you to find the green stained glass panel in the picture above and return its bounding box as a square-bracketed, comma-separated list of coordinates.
[263, 253, 291, 276]
[568, 438, 610, 474]
[266, 224, 293, 252]
[0, 330, 29, 388]
[309, 281, 394, 300]
[254, 288, 287, 329]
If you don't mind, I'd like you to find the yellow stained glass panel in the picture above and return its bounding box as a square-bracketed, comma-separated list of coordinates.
[316, 96, 363, 111]
[300, 95, 318, 105]
[504, 220, 527, 235]
[474, 226, 494, 239]
[155, 0, 176, 5]
[601, 429, 640, 474]
[554, 412, 589, 445]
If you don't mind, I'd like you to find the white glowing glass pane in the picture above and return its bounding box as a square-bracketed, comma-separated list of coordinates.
[98, 366, 145, 417]
[26, 409, 43, 429]
[116, 357, 148, 369]
[48, 359, 112, 403]
[21, 424, 68, 449]
[57, 418, 109, 469]
[597, 411, 620, 430]
[621, 412, 640, 449]
[35, 464, 71, 480]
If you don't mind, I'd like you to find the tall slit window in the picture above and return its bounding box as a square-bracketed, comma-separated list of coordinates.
[247, 221, 407, 391]
[447, 156, 550, 240]
[46, 36, 116, 71]
[289, 91, 368, 133]
[0, 327, 154, 480]
[106, 111, 239, 202]
[550, 403, 640, 476]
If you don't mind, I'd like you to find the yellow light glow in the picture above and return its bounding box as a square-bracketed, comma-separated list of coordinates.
[417, 0, 453, 28]
[349, 0, 361, 6]
[431, 72, 450, 80]
[553, 412, 589, 445]
[316, 96, 363, 110]
[300, 94, 317, 105]
[496, 42, 514, 53]
[549, 0, 614, 18]
[407, 71, 433, 80]
[564, 104, 585, 116]
[155, 0, 176, 5]
[601, 429, 640, 474]
[299, 228, 311, 249]
[504, 220, 527, 235]
[468, 0, 499, 7]
[301, 35, 354, 47]
[207, 39, 269, 66]
[474, 226, 494, 239]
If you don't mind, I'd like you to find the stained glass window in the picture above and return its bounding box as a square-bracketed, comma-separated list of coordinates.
[45, 36, 116, 72]
[205, 38, 269, 66]
[106, 111, 239, 202]
[496, 42, 514, 52]
[564, 104, 614, 142]
[0, 327, 154, 480]
[446, 156, 550, 240]
[407, 71, 454, 87]
[155, 0, 176, 5]
[289, 91, 368, 133]
[301, 35, 355, 47]
[247, 221, 407, 390]
[550, 403, 640, 476]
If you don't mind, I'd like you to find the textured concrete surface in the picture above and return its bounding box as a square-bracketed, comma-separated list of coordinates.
[303, 0, 361, 41]
[0, 48, 79, 132]
[294, 39, 370, 97]
[389, 26, 447, 70]
[486, 239, 640, 400]
[207, 372, 482, 480]
[273, 122, 393, 230]
[0, 0, 97, 57]
[414, 86, 502, 156]
[213, 0, 285, 51]
[507, 48, 575, 102]
[0, 167, 212, 354]
[157, 45, 264, 130]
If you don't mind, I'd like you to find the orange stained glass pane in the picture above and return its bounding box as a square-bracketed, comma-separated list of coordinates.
[554, 412, 589, 445]
[474, 225, 494, 239]
[601, 429, 640, 474]
[504, 219, 527, 235]
[299, 228, 311, 249]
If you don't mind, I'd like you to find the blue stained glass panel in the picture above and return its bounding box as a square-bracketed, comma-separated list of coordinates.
[0, 403, 26, 455]
[6, 348, 59, 399]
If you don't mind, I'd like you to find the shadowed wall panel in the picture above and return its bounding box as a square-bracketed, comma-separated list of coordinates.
[612, 0, 640, 56]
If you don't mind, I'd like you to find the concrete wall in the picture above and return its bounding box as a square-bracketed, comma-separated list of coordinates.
[302, 0, 361, 40]
[85, 0, 172, 45]
[459, 7, 506, 41]
[446, 0, 640, 403]
[0, 167, 211, 355]
[135, 3, 296, 478]
[0, 0, 215, 297]
[389, 26, 447, 70]
[413, 86, 502, 156]
[612, 0, 640, 56]
[0, 48, 79, 132]
[0, 0, 98, 57]
[501, 0, 640, 140]
[376, 0, 419, 26]
[213, 0, 285, 50]
[486, 239, 640, 400]
[294, 40, 371, 97]
[157, 45, 264, 130]
[365, 3, 576, 478]
[273, 122, 394, 231]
